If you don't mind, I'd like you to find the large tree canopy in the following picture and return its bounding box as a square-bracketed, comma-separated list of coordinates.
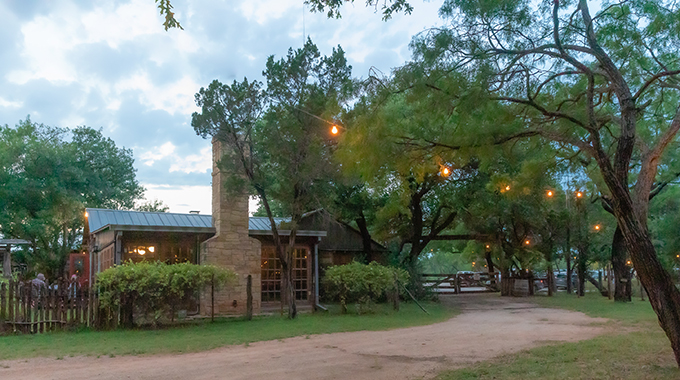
[0, 118, 144, 278]
[192, 39, 355, 318]
[322, 0, 680, 364]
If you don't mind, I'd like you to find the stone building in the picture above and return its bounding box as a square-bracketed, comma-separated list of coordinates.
[85, 139, 384, 316]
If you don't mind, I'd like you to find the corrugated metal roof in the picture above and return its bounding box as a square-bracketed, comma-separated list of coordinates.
[86, 208, 213, 233]
[86, 209, 296, 234]
[248, 216, 290, 230]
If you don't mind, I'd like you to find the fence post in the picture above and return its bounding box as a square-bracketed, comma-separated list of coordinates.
[1, 282, 6, 324]
[8, 281, 15, 330]
[455, 274, 461, 294]
[211, 274, 215, 323]
[0, 282, 6, 333]
[246, 275, 253, 321]
[392, 271, 400, 311]
[39, 289, 45, 333]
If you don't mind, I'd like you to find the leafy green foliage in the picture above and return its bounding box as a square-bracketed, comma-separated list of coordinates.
[134, 199, 170, 213]
[192, 39, 355, 318]
[97, 261, 235, 325]
[305, 0, 413, 20]
[155, 0, 182, 30]
[0, 118, 143, 279]
[323, 261, 408, 313]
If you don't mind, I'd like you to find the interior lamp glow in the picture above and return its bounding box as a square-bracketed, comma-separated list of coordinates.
[148, 246, 155, 253]
[138, 248, 146, 256]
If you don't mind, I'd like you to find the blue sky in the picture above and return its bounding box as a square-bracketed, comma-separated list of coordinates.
[0, 0, 443, 213]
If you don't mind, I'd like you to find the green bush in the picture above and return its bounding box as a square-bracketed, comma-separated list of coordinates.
[97, 261, 236, 326]
[323, 261, 409, 314]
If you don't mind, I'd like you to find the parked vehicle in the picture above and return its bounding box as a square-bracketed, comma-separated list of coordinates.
[554, 271, 578, 290]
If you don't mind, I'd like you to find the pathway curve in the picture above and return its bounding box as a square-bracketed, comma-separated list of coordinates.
[0, 294, 608, 380]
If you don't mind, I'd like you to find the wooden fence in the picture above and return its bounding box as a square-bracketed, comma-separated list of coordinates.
[422, 272, 500, 294]
[0, 280, 98, 334]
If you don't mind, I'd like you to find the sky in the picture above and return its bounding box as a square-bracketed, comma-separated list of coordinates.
[0, 0, 444, 214]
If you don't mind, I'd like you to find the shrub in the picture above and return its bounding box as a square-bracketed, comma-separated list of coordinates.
[97, 261, 236, 327]
[323, 261, 409, 314]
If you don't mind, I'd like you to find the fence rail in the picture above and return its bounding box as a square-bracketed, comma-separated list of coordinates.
[0, 280, 98, 334]
[422, 272, 500, 294]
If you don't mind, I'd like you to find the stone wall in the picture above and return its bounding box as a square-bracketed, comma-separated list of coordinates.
[200, 138, 262, 316]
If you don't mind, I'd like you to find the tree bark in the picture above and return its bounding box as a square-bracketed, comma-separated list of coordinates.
[355, 212, 374, 258]
[485, 251, 497, 290]
[565, 226, 572, 294]
[611, 226, 632, 302]
[577, 246, 587, 297]
[547, 263, 554, 297]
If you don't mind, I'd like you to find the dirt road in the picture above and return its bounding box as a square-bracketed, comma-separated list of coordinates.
[0, 294, 608, 380]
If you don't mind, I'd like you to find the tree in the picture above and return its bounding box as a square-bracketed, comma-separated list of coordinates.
[337, 90, 482, 264]
[135, 199, 170, 212]
[192, 39, 355, 318]
[319, 0, 680, 364]
[0, 118, 144, 279]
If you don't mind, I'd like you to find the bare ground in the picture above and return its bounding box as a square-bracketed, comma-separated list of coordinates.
[0, 294, 609, 380]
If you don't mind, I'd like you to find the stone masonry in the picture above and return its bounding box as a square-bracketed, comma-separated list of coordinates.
[200, 138, 261, 316]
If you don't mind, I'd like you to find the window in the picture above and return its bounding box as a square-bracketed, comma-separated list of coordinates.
[261, 247, 309, 303]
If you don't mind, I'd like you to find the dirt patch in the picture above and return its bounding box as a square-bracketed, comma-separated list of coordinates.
[0, 294, 608, 380]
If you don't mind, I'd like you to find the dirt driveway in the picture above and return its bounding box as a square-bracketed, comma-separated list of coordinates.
[0, 294, 608, 380]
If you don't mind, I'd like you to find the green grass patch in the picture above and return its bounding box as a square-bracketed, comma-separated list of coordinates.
[0, 301, 453, 360]
[437, 293, 680, 380]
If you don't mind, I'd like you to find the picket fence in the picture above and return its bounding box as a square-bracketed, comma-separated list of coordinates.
[0, 280, 98, 334]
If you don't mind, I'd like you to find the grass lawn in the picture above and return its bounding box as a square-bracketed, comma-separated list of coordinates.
[436, 293, 680, 380]
[0, 301, 453, 361]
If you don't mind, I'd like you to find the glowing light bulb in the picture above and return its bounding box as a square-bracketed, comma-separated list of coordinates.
[547, 190, 553, 197]
[525, 240, 530, 245]
[441, 167, 450, 176]
[331, 125, 339, 135]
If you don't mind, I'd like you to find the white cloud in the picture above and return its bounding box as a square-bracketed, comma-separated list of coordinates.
[0, 97, 22, 108]
[142, 184, 212, 214]
[139, 141, 176, 166]
[240, 0, 298, 25]
[170, 145, 211, 174]
[115, 73, 200, 116]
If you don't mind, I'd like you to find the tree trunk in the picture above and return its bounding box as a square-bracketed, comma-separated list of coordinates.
[282, 247, 297, 320]
[547, 262, 554, 297]
[355, 213, 374, 259]
[485, 251, 497, 290]
[577, 247, 587, 297]
[611, 226, 632, 302]
[500, 268, 511, 296]
[617, 207, 680, 366]
[566, 226, 573, 294]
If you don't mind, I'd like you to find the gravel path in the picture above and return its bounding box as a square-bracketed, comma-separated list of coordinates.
[0, 294, 608, 380]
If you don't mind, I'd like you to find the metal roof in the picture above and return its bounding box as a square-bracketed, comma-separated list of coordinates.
[248, 216, 290, 231]
[87, 208, 213, 234]
[86, 209, 324, 237]
[0, 239, 30, 245]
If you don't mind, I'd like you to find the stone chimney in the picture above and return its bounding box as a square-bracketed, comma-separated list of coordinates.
[201, 137, 261, 316]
